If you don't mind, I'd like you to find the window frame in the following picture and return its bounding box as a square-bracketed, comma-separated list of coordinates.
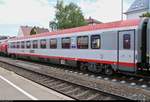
[50, 38, 57, 49]
[40, 39, 47, 49]
[21, 41, 25, 49]
[17, 42, 20, 49]
[61, 37, 71, 49]
[32, 40, 38, 49]
[77, 36, 89, 49]
[13, 42, 16, 48]
[91, 35, 101, 49]
[26, 41, 31, 49]
[10, 42, 14, 48]
[123, 34, 131, 49]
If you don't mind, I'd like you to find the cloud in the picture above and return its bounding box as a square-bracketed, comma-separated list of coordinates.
[77, 0, 131, 22]
[0, 0, 133, 36]
[0, 0, 55, 27]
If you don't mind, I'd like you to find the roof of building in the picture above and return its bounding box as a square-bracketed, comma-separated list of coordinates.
[85, 17, 102, 24]
[20, 26, 33, 36]
[19, 26, 49, 36]
[11, 19, 141, 41]
[125, 0, 149, 14]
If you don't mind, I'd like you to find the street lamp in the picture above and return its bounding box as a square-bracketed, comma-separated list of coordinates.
[121, 0, 124, 20]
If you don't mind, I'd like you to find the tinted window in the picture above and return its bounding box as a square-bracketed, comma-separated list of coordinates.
[62, 37, 71, 49]
[17, 42, 20, 48]
[77, 36, 89, 49]
[26, 41, 31, 49]
[33, 40, 38, 49]
[40, 39, 47, 49]
[21, 41, 25, 48]
[9, 43, 12, 48]
[10, 42, 14, 48]
[13, 42, 16, 48]
[91, 35, 101, 49]
[50, 39, 57, 49]
[123, 34, 131, 49]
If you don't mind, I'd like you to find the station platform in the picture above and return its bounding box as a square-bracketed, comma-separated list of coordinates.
[0, 67, 73, 100]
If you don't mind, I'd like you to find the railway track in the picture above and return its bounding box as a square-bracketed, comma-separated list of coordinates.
[0, 57, 128, 100]
[21, 57, 150, 90]
[0, 57, 150, 100]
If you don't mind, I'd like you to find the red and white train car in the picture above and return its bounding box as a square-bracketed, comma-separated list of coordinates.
[0, 40, 8, 56]
[7, 18, 150, 75]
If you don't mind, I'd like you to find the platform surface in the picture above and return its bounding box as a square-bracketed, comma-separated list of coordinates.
[0, 67, 73, 100]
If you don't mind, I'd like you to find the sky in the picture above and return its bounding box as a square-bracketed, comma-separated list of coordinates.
[0, 0, 134, 36]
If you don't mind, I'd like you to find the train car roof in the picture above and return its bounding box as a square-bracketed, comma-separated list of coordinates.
[11, 19, 141, 41]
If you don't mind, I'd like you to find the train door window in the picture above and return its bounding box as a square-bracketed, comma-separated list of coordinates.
[91, 35, 101, 49]
[77, 36, 89, 49]
[17, 42, 20, 49]
[21, 41, 25, 49]
[10, 43, 12, 48]
[50, 39, 57, 49]
[11, 42, 14, 48]
[123, 34, 131, 49]
[10, 42, 13, 48]
[26, 41, 31, 49]
[62, 37, 71, 49]
[40, 39, 47, 49]
[33, 40, 38, 49]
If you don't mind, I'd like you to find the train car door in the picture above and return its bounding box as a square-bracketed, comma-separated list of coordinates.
[118, 30, 136, 72]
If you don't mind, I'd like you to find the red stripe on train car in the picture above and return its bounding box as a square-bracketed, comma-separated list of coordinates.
[11, 19, 140, 41]
[11, 53, 136, 68]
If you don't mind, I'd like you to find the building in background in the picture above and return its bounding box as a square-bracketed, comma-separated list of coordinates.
[125, 0, 150, 19]
[85, 17, 102, 25]
[18, 26, 49, 37]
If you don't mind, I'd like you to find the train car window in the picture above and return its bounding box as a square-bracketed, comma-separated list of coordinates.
[11, 42, 14, 48]
[91, 35, 101, 49]
[26, 41, 31, 49]
[13, 42, 16, 48]
[50, 39, 57, 49]
[123, 34, 131, 49]
[62, 37, 71, 49]
[40, 39, 47, 49]
[33, 40, 38, 49]
[21, 41, 25, 49]
[17, 42, 20, 49]
[77, 36, 89, 49]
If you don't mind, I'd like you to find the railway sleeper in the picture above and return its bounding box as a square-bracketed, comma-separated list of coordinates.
[86, 93, 101, 100]
[65, 87, 81, 95]
[75, 90, 91, 99]
[58, 85, 74, 92]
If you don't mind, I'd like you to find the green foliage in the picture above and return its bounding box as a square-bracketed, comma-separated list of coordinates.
[140, 12, 150, 18]
[49, 21, 57, 31]
[50, 0, 87, 30]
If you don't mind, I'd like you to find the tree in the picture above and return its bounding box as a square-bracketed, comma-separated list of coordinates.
[49, 21, 57, 31]
[140, 12, 150, 18]
[50, 0, 87, 30]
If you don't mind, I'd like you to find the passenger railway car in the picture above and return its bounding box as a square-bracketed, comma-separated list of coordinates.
[7, 18, 150, 75]
[0, 40, 8, 56]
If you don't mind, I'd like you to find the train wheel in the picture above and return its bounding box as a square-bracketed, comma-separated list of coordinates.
[80, 63, 87, 71]
[11, 54, 16, 59]
[104, 65, 113, 76]
[95, 64, 103, 73]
